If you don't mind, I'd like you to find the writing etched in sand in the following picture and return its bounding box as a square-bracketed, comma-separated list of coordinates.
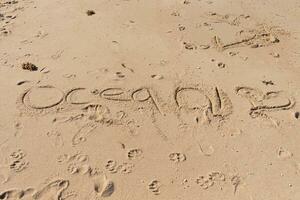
[235, 86, 295, 119]
[2, 0, 300, 199]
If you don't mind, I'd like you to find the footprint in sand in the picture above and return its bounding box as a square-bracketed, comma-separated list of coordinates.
[93, 175, 114, 198]
[0, 188, 34, 200]
[32, 178, 69, 199]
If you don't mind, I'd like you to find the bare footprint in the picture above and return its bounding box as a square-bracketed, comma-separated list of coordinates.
[32, 179, 69, 199]
[0, 188, 34, 200]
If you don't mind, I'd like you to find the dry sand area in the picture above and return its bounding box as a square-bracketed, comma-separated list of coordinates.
[1, 0, 300, 199]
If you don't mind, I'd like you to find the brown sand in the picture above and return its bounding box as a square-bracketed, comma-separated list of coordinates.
[0, 0, 300, 199]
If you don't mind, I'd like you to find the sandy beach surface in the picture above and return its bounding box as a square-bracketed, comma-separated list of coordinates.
[0, 0, 300, 199]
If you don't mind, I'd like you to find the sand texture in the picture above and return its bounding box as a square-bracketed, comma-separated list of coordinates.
[0, 0, 300, 199]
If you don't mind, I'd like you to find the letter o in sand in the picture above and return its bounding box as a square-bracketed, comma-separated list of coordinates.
[24, 86, 64, 109]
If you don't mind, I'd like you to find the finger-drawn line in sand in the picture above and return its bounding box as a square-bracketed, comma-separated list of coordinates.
[72, 122, 98, 146]
[211, 24, 286, 51]
[131, 88, 162, 114]
[18, 85, 233, 126]
[235, 86, 295, 119]
[65, 88, 90, 105]
[174, 86, 233, 124]
[17, 85, 65, 115]
[100, 88, 131, 102]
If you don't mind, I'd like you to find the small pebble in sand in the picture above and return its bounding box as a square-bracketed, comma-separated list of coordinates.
[86, 10, 96, 16]
[21, 62, 38, 71]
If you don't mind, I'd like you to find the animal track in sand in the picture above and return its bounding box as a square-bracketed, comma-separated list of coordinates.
[148, 180, 161, 195]
[235, 86, 295, 119]
[117, 162, 135, 174]
[8, 149, 28, 173]
[127, 148, 143, 160]
[105, 160, 118, 174]
[169, 153, 186, 163]
[57, 152, 99, 176]
[104, 160, 135, 174]
[196, 171, 226, 190]
[277, 147, 293, 159]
